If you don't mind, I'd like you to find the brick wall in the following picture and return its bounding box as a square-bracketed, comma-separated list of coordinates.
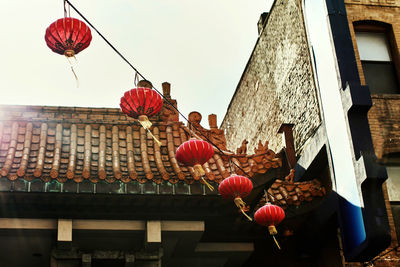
[221, 0, 321, 155]
[345, 1, 400, 266]
[0, 105, 132, 124]
[368, 95, 400, 158]
[345, 0, 400, 86]
[345, 0, 400, 158]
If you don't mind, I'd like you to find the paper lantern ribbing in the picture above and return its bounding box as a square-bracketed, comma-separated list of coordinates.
[219, 175, 253, 221]
[120, 83, 163, 146]
[254, 203, 285, 249]
[175, 139, 214, 190]
[45, 17, 92, 57]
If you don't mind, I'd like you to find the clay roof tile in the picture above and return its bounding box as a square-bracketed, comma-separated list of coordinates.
[0, 104, 282, 186]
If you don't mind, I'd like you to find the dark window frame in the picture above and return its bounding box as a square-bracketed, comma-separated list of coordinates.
[353, 20, 400, 94]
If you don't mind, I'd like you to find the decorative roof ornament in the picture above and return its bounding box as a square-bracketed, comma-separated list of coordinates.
[254, 203, 285, 249]
[218, 174, 253, 221]
[175, 139, 215, 190]
[120, 80, 163, 146]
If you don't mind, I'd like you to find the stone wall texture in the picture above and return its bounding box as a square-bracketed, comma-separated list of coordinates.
[221, 0, 321, 155]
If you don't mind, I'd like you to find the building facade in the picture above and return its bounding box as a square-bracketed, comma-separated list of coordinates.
[0, 80, 332, 266]
[223, 0, 396, 265]
[344, 0, 400, 265]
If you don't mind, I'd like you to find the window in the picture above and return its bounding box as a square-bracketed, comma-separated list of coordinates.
[383, 154, 400, 244]
[386, 165, 400, 201]
[354, 21, 400, 94]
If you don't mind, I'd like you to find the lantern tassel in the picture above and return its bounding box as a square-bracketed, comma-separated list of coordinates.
[65, 54, 79, 87]
[272, 235, 281, 250]
[193, 164, 206, 177]
[138, 115, 152, 129]
[234, 197, 252, 221]
[145, 128, 162, 147]
[268, 225, 281, 249]
[202, 177, 214, 191]
[193, 164, 214, 191]
[137, 115, 162, 146]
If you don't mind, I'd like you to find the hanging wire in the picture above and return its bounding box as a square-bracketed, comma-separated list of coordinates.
[64, 0, 280, 189]
[63, 0, 67, 18]
[229, 158, 235, 174]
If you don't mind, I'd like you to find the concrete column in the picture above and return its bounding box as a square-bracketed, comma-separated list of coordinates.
[58, 219, 72, 242]
[145, 220, 161, 251]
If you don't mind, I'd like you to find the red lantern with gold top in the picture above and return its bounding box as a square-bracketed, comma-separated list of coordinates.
[120, 80, 163, 145]
[254, 203, 285, 249]
[175, 139, 215, 190]
[219, 174, 253, 221]
[45, 17, 92, 57]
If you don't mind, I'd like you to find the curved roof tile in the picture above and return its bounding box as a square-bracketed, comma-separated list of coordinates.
[0, 101, 281, 185]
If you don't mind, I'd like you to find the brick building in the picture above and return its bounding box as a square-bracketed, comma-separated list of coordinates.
[344, 0, 400, 265]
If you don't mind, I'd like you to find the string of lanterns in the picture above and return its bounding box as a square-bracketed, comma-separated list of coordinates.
[43, 0, 286, 250]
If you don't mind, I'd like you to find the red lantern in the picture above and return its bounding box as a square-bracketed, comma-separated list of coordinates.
[45, 17, 92, 57]
[175, 139, 215, 190]
[120, 82, 163, 145]
[219, 174, 253, 221]
[254, 203, 285, 249]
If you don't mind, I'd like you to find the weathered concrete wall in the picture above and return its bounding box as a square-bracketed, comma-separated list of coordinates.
[221, 0, 321, 155]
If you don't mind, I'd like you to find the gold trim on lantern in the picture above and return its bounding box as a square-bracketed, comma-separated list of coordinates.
[268, 225, 277, 235]
[64, 49, 75, 57]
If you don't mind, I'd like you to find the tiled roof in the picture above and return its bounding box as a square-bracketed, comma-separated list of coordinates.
[259, 170, 327, 210]
[0, 85, 281, 186]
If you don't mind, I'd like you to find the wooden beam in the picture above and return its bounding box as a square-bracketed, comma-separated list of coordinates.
[195, 242, 254, 252]
[0, 218, 205, 233]
[72, 220, 145, 231]
[161, 221, 204, 232]
[278, 123, 296, 169]
[0, 218, 57, 229]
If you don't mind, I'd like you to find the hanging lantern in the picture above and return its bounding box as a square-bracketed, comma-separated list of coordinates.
[254, 203, 285, 249]
[175, 139, 215, 190]
[120, 80, 163, 145]
[45, 17, 92, 57]
[218, 174, 253, 221]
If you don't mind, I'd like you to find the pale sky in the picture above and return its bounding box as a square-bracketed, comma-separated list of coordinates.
[0, 0, 273, 127]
